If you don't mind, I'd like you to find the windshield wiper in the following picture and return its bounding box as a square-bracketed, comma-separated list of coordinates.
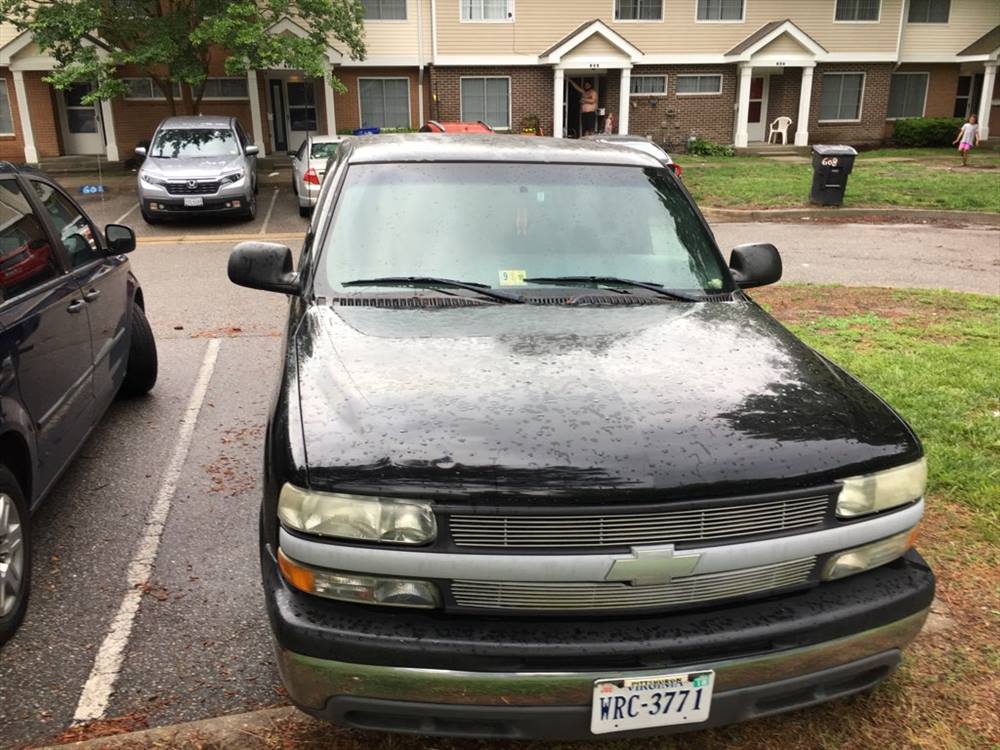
[523, 276, 704, 302]
[342, 276, 525, 304]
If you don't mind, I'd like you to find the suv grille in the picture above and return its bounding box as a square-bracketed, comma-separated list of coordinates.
[165, 181, 220, 195]
[449, 495, 830, 549]
[451, 557, 816, 612]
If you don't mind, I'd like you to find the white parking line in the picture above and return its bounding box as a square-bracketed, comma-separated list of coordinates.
[72, 339, 221, 723]
[114, 202, 140, 225]
[260, 188, 280, 235]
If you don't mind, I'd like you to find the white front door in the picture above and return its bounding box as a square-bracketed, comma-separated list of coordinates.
[60, 83, 104, 155]
[746, 76, 769, 143]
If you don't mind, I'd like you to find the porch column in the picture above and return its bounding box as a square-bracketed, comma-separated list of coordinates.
[11, 70, 38, 163]
[100, 98, 120, 162]
[324, 63, 338, 135]
[247, 69, 266, 153]
[734, 64, 753, 148]
[553, 68, 564, 139]
[618, 67, 631, 135]
[794, 65, 814, 147]
[978, 62, 997, 141]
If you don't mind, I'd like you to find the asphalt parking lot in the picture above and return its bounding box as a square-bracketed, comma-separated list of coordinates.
[0, 182, 996, 748]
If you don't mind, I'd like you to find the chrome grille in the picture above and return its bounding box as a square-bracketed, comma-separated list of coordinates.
[452, 557, 816, 612]
[449, 495, 830, 548]
[165, 180, 220, 195]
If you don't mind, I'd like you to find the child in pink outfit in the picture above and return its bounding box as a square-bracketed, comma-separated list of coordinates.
[953, 115, 980, 167]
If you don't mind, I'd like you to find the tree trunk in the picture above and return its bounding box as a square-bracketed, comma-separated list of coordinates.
[180, 83, 197, 115]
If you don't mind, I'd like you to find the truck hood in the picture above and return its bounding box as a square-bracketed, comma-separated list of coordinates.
[294, 299, 919, 501]
[141, 155, 244, 179]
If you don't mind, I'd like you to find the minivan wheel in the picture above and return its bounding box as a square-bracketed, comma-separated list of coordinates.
[0, 466, 30, 646]
[121, 302, 158, 397]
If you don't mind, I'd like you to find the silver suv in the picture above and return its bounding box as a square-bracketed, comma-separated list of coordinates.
[136, 116, 258, 223]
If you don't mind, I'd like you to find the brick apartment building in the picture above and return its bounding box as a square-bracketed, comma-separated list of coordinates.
[0, 0, 998, 162]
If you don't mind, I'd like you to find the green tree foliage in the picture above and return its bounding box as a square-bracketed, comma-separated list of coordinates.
[0, 0, 366, 114]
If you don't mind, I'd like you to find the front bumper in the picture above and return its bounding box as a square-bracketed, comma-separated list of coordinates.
[141, 196, 248, 216]
[265, 547, 934, 739]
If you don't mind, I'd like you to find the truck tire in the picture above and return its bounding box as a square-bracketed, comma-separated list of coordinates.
[299, 204, 311, 218]
[0, 465, 30, 646]
[121, 302, 158, 397]
[141, 209, 161, 225]
[243, 191, 257, 222]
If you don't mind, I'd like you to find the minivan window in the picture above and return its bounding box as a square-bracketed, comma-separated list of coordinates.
[150, 128, 241, 158]
[29, 181, 101, 269]
[0, 179, 60, 302]
[318, 163, 730, 295]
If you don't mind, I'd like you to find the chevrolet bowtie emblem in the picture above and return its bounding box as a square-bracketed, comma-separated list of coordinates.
[605, 545, 702, 586]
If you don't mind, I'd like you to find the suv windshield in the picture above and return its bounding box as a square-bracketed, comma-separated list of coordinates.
[317, 163, 731, 296]
[310, 142, 340, 160]
[151, 128, 240, 158]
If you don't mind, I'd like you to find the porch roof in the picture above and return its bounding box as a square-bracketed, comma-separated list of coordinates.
[957, 25, 1000, 58]
[725, 19, 827, 60]
[539, 19, 643, 65]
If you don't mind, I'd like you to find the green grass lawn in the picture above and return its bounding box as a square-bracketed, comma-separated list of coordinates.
[682, 147, 1000, 212]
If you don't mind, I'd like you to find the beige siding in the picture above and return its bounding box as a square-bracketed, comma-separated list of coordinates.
[0, 22, 19, 47]
[755, 34, 814, 57]
[358, 0, 430, 59]
[901, 0, 1000, 57]
[435, 0, 904, 56]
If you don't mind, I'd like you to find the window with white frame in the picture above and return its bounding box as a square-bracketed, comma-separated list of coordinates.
[887, 73, 928, 118]
[461, 0, 512, 21]
[696, 0, 743, 21]
[359, 78, 411, 129]
[201, 78, 249, 99]
[676, 74, 722, 95]
[364, 0, 407, 19]
[835, 0, 880, 21]
[0, 80, 14, 134]
[908, 0, 949, 22]
[461, 77, 510, 129]
[122, 77, 182, 100]
[630, 75, 667, 95]
[615, 0, 663, 21]
[820, 73, 864, 121]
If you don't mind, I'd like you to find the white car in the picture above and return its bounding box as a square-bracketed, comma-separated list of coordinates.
[291, 136, 345, 217]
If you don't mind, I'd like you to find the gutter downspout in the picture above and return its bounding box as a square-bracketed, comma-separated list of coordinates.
[895, 0, 907, 67]
[417, 0, 426, 125]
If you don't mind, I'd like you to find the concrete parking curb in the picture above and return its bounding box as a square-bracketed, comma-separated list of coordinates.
[702, 206, 1000, 226]
[36, 706, 300, 749]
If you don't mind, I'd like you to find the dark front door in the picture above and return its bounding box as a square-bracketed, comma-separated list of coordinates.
[270, 80, 288, 153]
[0, 177, 94, 502]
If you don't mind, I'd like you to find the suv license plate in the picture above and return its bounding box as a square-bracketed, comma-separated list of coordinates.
[183, 197, 204, 207]
[590, 671, 714, 735]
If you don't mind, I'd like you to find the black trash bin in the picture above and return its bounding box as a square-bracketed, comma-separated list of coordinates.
[810, 144, 858, 206]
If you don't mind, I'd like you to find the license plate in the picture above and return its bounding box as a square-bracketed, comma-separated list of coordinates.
[183, 197, 204, 207]
[590, 671, 714, 735]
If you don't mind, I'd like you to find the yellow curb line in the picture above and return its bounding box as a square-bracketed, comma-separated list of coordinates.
[136, 233, 303, 246]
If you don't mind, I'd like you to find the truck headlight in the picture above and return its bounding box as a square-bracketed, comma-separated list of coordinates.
[278, 549, 440, 608]
[222, 171, 244, 183]
[277, 483, 436, 544]
[140, 172, 168, 186]
[836, 458, 926, 518]
[822, 528, 918, 580]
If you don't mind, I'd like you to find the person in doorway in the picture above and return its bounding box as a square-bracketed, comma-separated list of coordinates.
[569, 80, 598, 136]
[953, 114, 980, 166]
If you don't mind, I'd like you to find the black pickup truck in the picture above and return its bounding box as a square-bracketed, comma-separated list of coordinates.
[229, 135, 933, 740]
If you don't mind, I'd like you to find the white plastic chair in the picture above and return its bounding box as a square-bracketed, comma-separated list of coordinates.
[768, 116, 793, 145]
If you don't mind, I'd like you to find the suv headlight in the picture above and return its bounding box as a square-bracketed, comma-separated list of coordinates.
[278, 483, 437, 545]
[140, 172, 168, 186]
[222, 171, 244, 183]
[836, 458, 926, 518]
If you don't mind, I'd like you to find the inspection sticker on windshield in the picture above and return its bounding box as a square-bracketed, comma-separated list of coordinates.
[498, 269, 526, 286]
[590, 670, 713, 734]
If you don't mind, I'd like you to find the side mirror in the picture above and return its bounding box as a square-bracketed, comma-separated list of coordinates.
[134, 146, 147, 157]
[228, 242, 299, 295]
[245, 145, 260, 156]
[105, 224, 136, 254]
[729, 243, 782, 289]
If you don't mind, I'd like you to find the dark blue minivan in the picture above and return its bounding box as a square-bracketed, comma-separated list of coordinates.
[0, 163, 157, 644]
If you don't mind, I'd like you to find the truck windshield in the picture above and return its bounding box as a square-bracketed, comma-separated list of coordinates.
[317, 162, 731, 296]
[150, 129, 240, 158]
